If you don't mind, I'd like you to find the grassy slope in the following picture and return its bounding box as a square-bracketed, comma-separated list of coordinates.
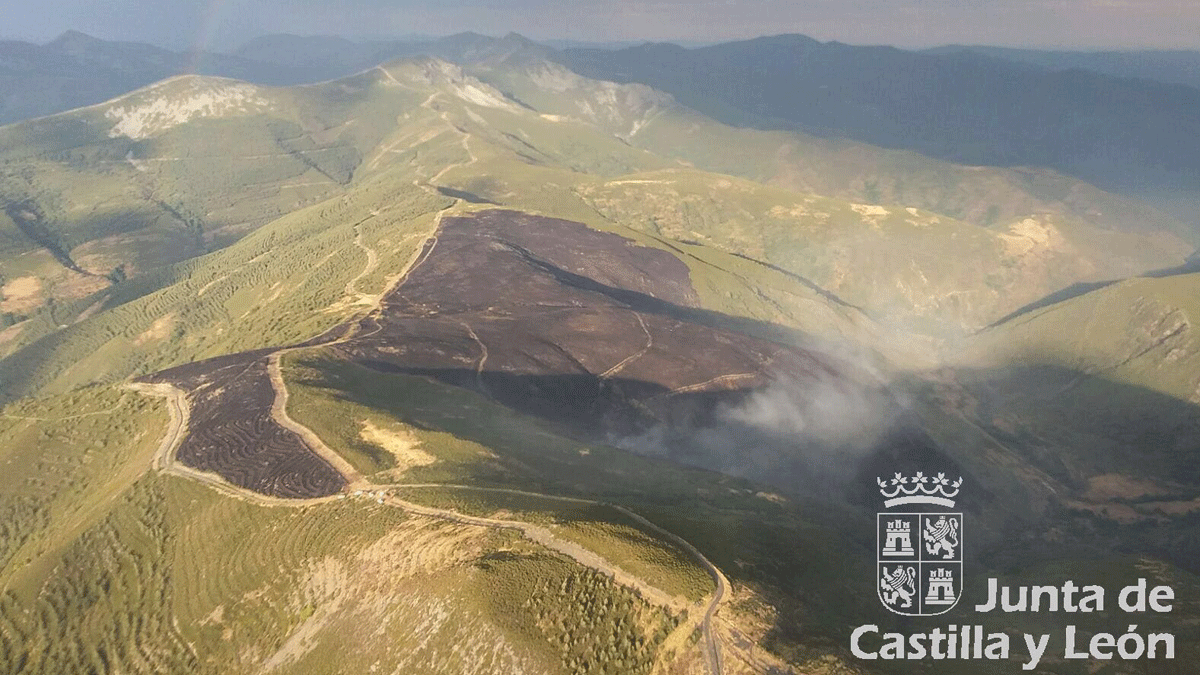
[1, 54, 1198, 674]
[962, 272, 1200, 405]
[0, 386, 166, 596]
[0, 72, 424, 320]
[0, 175, 450, 403]
[1, 471, 681, 675]
[567, 167, 1187, 335]
[0, 382, 683, 674]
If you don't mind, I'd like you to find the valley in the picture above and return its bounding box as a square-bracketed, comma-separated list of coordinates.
[0, 31, 1198, 675]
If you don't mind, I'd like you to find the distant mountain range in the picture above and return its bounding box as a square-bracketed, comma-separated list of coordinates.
[0, 30, 299, 124]
[925, 45, 1200, 90]
[557, 35, 1200, 221]
[7, 29, 1190, 223]
[3, 30, 1199, 224]
[0, 31, 547, 124]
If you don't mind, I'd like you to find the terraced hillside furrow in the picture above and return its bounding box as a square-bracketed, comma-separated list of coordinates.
[0, 479, 199, 675]
[142, 352, 346, 498]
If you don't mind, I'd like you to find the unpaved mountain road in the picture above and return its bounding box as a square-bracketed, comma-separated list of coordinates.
[381, 482, 730, 672]
[128, 99, 730, 673]
[134, 373, 729, 673]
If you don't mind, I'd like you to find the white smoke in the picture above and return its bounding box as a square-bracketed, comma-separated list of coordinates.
[717, 373, 897, 452]
[614, 367, 907, 494]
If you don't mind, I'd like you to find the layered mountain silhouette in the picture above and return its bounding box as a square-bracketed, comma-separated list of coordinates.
[557, 34, 1200, 222]
[5, 29, 1200, 223]
[2, 29, 1200, 674]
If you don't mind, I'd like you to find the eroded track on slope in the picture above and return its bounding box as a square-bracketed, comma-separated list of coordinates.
[140, 208, 853, 497]
[133, 206, 872, 674]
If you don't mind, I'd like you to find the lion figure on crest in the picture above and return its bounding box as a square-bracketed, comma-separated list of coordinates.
[880, 566, 916, 608]
[923, 515, 960, 559]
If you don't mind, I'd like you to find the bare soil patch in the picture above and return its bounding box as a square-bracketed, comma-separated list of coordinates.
[0, 276, 43, 313]
[359, 420, 436, 473]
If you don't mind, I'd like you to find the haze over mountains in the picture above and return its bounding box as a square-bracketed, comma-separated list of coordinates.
[924, 45, 1200, 91]
[2, 25, 1200, 675]
[0, 30, 542, 125]
[6, 29, 1200, 226]
[558, 36, 1200, 219]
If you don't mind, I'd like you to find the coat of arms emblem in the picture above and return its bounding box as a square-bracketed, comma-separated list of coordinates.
[876, 472, 963, 616]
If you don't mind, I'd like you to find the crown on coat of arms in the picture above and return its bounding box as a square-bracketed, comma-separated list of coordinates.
[877, 472, 962, 508]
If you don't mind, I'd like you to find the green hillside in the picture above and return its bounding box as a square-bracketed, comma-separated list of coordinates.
[962, 271, 1200, 405]
[1, 49, 1198, 675]
[476, 57, 1193, 240]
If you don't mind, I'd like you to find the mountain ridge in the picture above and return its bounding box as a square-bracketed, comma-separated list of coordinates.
[556, 33, 1200, 224]
[1, 50, 1192, 346]
[926, 43, 1200, 90]
[2, 31, 1200, 675]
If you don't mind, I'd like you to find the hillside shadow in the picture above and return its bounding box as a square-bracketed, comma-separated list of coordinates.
[921, 363, 1200, 488]
[486, 238, 854, 358]
[329, 355, 1200, 573]
[895, 363, 1200, 573]
[984, 256, 1200, 329]
[313, 354, 978, 516]
[434, 186, 497, 204]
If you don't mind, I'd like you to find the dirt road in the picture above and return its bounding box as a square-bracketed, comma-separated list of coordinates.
[128, 99, 729, 672]
[132, 371, 729, 673]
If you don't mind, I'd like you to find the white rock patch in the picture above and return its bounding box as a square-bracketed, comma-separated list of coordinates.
[394, 59, 519, 111]
[997, 218, 1056, 256]
[851, 203, 890, 218]
[451, 81, 512, 109]
[105, 79, 271, 139]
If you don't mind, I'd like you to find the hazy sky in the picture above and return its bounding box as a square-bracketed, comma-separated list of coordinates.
[4, 0, 1199, 51]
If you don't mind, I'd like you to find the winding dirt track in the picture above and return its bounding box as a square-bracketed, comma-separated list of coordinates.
[129, 235, 731, 671]
[128, 95, 729, 672]
[382, 482, 729, 671]
[134, 372, 729, 673]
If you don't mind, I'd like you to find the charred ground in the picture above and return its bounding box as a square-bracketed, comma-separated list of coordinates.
[141, 209, 927, 499]
[143, 350, 348, 497]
